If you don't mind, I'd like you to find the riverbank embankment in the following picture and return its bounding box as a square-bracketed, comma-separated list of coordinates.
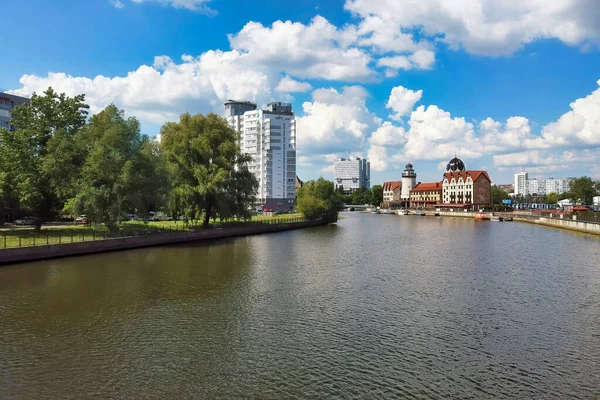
[511, 216, 600, 236]
[374, 209, 600, 236]
[0, 219, 328, 265]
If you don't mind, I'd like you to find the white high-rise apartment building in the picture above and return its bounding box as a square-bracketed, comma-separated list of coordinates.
[514, 171, 571, 196]
[526, 178, 571, 196]
[225, 100, 297, 210]
[514, 172, 528, 196]
[334, 157, 370, 194]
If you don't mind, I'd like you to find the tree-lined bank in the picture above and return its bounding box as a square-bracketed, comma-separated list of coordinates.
[0, 88, 339, 233]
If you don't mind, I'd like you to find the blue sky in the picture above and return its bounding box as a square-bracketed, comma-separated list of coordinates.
[2, 0, 599, 185]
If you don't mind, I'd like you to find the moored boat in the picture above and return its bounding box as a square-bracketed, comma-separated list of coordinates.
[490, 216, 503, 222]
[413, 212, 425, 216]
[383, 210, 394, 215]
[474, 212, 490, 221]
[371, 210, 381, 214]
[397, 210, 409, 215]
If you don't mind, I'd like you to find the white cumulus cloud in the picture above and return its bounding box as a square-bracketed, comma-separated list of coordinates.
[345, 0, 600, 56]
[296, 86, 380, 154]
[275, 76, 312, 93]
[386, 86, 423, 120]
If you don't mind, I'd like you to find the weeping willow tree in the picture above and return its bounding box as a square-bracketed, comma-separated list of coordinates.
[160, 113, 258, 228]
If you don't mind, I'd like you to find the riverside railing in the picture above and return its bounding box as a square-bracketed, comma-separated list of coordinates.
[0, 215, 308, 250]
[508, 212, 600, 224]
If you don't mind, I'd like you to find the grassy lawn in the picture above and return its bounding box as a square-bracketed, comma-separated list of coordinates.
[0, 213, 306, 249]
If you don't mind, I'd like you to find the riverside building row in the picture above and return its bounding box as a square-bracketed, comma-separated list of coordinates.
[382, 156, 492, 209]
[225, 100, 297, 211]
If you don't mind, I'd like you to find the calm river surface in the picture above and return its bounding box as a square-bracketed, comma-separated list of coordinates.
[1, 213, 600, 399]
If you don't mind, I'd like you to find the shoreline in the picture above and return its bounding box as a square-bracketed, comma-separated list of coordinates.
[368, 209, 600, 237]
[0, 219, 329, 266]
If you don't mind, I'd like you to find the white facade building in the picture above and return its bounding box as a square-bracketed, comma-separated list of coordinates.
[226, 100, 297, 210]
[334, 157, 370, 194]
[514, 172, 571, 196]
[514, 172, 528, 196]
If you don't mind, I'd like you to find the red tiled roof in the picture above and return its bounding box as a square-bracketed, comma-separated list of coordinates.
[411, 182, 442, 192]
[383, 181, 402, 191]
[572, 206, 589, 211]
[443, 170, 491, 182]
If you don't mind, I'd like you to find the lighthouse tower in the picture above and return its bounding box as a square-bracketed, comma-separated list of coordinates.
[401, 163, 417, 204]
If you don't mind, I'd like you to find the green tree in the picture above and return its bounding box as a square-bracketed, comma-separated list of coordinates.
[297, 178, 341, 222]
[69, 105, 165, 233]
[0, 88, 89, 229]
[371, 184, 383, 206]
[160, 112, 258, 228]
[297, 194, 327, 220]
[546, 192, 559, 205]
[568, 176, 598, 205]
[490, 185, 510, 204]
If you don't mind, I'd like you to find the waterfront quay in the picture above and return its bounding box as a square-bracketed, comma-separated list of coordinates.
[364, 208, 600, 236]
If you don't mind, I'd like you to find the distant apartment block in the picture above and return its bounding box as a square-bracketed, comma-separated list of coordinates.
[0, 92, 30, 131]
[514, 172, 571, 196]
[514, 172, 528, 196]
[334, 157, 370, 194]
[225, 100, 297, 210]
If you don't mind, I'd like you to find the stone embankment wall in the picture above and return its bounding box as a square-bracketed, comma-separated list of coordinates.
[0, 220, 328, 265]
[381, 209, 600, 236]
[513, 217, 600, 236]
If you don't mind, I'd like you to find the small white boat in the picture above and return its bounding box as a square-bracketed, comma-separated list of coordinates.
[490, 216, 503, 222]
[413, 212, 425, 216]
[383, 210, 394, 215]
[397, 210, 409, 215]
[371, 210, 380, 214]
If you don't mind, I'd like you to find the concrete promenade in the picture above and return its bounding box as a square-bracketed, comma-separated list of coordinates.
[0, 219, 328, 265]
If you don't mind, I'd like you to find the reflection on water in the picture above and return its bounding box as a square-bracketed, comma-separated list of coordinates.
[1, 214, 599, 398]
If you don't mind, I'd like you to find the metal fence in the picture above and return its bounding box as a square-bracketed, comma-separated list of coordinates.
[0, 216, 307, 250]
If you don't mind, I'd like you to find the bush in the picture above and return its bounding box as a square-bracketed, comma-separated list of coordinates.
[296, 178, 341, 222]
[297, 195, 327, 220]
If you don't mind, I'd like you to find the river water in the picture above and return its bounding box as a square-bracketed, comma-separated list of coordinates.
[1, 213, 599, 399]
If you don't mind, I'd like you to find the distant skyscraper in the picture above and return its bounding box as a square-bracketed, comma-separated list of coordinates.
[0, 92, 30, 132]
[226, 100, 297, 210]
[334, 157, 370, 194]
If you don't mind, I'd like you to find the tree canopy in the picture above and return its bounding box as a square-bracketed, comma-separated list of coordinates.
[371, 184, 383, 206]
[297, 178, 341, 222]
[0, 88, 89, 229]
[67, 105, 166, 233]
[160, 112, 258, 227]
[568, 176, 598, 205]
[490, 185, 510, 204]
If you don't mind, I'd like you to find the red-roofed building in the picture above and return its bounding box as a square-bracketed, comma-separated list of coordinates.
[440, 157, 491, 208]
[382, 181, 402, 207]
[409, 182, 442, 209]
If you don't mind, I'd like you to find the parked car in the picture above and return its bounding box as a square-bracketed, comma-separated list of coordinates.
[149, 211, 170, 221]
[74, 215, 88, 224]
[15, 216, 37, 226]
